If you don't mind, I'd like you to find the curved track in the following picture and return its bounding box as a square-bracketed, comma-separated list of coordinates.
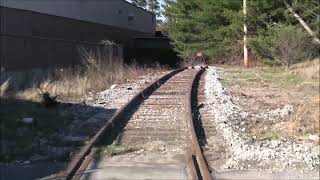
[192, 71, 227, 175]
[56, 67, 213, 180]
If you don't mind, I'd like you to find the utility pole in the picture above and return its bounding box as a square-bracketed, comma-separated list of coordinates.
[284, 0, 320, 45]
[243, 0, 248, 67]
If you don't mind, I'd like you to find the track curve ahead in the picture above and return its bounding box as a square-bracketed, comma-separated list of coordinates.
[56, 67, 213, 180]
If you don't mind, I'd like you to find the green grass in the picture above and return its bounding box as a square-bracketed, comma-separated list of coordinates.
[257, 131, 280, 141]
[244, 130, 281, 141]
[221, 79, 233, 88]
[285, 74, 304, 84]
[259, 72, 278, 79]
[0, 98, 72, 161]
[98, 144, 136, 156]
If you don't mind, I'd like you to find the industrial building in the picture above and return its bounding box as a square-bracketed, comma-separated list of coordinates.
[0, 0, 157, 69]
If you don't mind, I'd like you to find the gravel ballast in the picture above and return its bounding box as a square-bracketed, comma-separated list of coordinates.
[204, 67, 319, 172]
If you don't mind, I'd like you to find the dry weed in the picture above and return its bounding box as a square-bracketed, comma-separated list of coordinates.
[1, 48, 166, 101]
[0, 79, 10, 97]
[290, 58, 319, 80]
[274, 96, 320, 139]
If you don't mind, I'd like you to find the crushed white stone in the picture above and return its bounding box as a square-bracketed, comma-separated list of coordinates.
[204, 66, 319, 172]
[87, 71, 171, 110]
[62, 71, 171, 139]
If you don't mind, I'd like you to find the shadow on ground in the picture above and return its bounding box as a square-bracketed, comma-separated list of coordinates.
[80, 104, 147, 179]
[79, 89, 155, 180]
[0, 97, 116, 180]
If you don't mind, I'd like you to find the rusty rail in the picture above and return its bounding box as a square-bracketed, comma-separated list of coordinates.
[185, 68, 213, 180]
[56, 67, 187, 180]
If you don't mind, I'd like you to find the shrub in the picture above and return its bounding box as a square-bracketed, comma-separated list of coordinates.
[249, 25, 318, 67]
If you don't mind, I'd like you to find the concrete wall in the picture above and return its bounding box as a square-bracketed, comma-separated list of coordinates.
[0, 6, 153, 70]
[0, 0, 156, 35]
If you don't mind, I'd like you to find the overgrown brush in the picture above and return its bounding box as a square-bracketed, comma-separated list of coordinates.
[249, 26, 318, 67]
[281, 96, 320, 139]
[289, 58, 320, 80]
[0, 48, 166, 101]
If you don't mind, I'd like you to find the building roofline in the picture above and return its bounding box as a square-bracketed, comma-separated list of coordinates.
[120, 0, 155, 17]
[0, 5, 154, 35]
[0, 0, 156, 17]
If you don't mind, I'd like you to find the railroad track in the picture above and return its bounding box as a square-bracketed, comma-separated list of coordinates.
[55, 67, 214, 180]
[192, 70, 226, 175]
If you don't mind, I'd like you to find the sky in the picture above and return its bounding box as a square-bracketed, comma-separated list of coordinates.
[126, 0, 166, 20]
[159, 0, 165, 21]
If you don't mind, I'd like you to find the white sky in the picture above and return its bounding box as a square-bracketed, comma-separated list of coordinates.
[126, 0, 166, 20]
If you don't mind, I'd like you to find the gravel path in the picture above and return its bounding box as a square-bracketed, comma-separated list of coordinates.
[204, 66, 319, 173]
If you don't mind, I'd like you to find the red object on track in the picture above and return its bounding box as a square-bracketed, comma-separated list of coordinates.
[190, 52, 208, 67]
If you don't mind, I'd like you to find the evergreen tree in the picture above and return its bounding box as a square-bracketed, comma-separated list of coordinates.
[147, 0, 161, 17]
[290, 0, 320, 36]
[131, 0, 147, 9]
[163, 0, 318, 63]
[131, 0, 161, 18]
[246, 1, 290, 35]
[245, 0, 318, 34]
[247, 0, 319, 66]
[164, 0, 242, 59]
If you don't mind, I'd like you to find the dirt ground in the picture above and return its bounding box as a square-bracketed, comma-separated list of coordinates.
[0, 70, 168, 163]
[220, 63, 319, 144]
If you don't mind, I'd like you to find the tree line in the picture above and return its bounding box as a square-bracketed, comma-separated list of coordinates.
[161, 0, 319, 67]
[130, 0, 161, 16]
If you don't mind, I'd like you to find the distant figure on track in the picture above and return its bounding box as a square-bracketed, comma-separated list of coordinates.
[190, 52, 208, 68]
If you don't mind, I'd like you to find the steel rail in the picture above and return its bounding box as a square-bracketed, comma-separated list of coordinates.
[185, 68, 213, 180]
[55, 67, 187, 180]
